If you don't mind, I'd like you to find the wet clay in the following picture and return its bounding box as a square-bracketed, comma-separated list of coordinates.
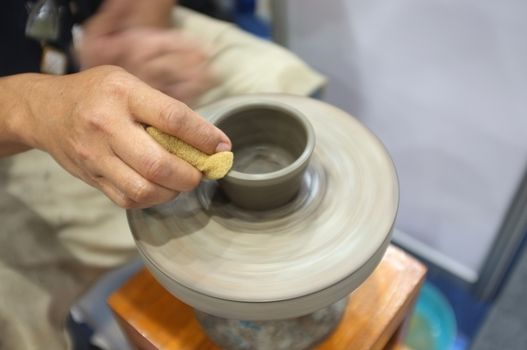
[146, 126, 233, 180]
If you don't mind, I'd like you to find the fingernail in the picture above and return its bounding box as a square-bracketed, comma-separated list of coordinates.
[215, 141, 231, 152]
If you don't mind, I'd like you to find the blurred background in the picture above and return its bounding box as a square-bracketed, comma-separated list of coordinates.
[6, 0, 525, 349]
[210, 0, 527, 349]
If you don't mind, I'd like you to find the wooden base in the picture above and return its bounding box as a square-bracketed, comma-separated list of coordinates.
[109, 245, 426, 350]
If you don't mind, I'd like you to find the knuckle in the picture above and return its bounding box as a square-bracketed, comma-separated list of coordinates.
[85, 111, 111, 134]
[93, 178, 140, 209]
[129, 180, 156, 203]
[112, 195, 132, 209]
[159, 101, 189, 131]
[101, 69, 131, 99]
[143, 156, 170, 181]
[106, 79, 128, 99]
[188, 173, 202, 189]
[180, 171, 202, 192]
[115, 196, 136, 209]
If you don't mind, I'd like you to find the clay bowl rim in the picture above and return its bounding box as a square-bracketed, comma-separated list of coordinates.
[210, 101, 316, 184]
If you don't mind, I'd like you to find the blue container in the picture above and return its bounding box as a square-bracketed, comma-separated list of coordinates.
[405, 283, 457, 350]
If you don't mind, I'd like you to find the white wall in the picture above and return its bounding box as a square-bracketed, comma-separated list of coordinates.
[280, 0, 527, 281]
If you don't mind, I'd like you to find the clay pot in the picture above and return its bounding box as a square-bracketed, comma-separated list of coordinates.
[210, 102, 315, 211]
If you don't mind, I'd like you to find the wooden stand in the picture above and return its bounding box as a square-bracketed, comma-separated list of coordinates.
[109, 245, 426, 350]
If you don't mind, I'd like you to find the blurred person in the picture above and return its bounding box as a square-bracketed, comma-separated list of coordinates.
[78, 0, 216, 104]
[0, 0, 325, 348]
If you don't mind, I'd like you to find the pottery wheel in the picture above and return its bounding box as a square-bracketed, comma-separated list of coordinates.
[128, 95, 398, 320]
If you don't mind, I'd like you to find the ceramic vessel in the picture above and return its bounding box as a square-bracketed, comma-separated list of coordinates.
[127, 94, 399, 348]
[211, 102, 315, 210]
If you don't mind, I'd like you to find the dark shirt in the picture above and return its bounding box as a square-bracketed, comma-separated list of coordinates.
[0, 0, 101, 76]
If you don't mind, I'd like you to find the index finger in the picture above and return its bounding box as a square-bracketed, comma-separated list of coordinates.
[129, 82, 231, 154]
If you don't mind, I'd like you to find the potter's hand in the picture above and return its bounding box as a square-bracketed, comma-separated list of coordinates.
[79, 1, 214, 105]
[1, 66, 230, 208]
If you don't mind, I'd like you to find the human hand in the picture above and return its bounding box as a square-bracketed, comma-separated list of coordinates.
[78, 27, 215, 105]
[17, 66, 230, 208]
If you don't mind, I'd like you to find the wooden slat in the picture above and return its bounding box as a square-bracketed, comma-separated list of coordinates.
[109, 245, 426, 350]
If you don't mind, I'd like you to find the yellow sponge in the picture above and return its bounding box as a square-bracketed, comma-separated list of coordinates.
[146, 126, 233, 180]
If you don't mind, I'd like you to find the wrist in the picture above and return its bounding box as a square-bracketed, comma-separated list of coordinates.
[0, 74, 39, 155]
[0, 74, 58, 152]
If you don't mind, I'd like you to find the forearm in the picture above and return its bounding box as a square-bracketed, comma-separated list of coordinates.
[0, 74, 41, 157]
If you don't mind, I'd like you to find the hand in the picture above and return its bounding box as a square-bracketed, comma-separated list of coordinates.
[16, 66, 230, 208]
[78, 27, 215, 105]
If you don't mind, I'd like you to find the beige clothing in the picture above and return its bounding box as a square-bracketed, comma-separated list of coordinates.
[0, 7, 325, 350]
[173, 7, 326, 107]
